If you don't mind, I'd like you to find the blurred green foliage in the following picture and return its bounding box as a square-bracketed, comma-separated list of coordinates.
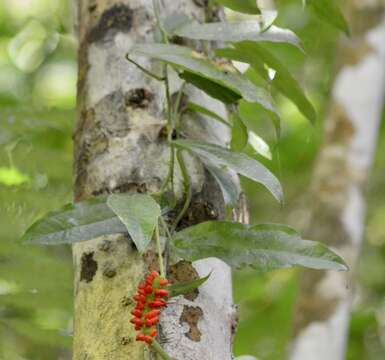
[0, 0, 384, 359]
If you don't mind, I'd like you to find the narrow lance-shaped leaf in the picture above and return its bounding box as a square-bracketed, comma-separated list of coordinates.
[22, 197, 127, 245]
[130, 44, 280, 118]
[171, 221, 348, 272]
[216, 43, 316, 124]
[107, 193, 161, 253]
[167, 273, 211, 298]
[248, 131, 272, 160]
[206, 163, 240, 209]
[230, 112, 248, 152]
[186, 102, 231, 127]
[307, 0, 349, 35]
[174, 21, 303, 50]
[173, 139, 283, 203]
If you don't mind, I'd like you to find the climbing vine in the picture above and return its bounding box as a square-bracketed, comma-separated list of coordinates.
[22, 0, 349, 359]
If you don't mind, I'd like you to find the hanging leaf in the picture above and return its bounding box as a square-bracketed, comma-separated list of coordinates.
[167, 273, 211, 297]
[107, 194, 161, 253]
[230, 112, 248, 152]
[130, 44, 279, 117]
[213, 0, 261, 15]
[216, 43, 316, 124]
[248, 131, 272, 160]
[206, 163, 240, 208]
[22, 197, 126, 245]
[173, 139, 283, 203]
[186, 102, 230, 127]
[174, 21, 302, 50]
[180, 71, 241, 104]
[171, 221, 348, 272]
[307, 0, 349, 35]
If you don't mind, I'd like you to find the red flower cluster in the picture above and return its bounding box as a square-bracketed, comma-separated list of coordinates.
[130, 270, 169, 345]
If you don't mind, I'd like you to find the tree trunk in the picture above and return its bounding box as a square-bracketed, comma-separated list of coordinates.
[289, 2, 385, 359]
[72, 1, 242, 359]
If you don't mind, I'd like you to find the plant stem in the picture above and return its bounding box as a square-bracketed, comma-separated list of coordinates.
[171, 150, 192, 233]
[125, 55, 165, 81]
[151, 339, 173, 360]
[155, 223, 165, 278]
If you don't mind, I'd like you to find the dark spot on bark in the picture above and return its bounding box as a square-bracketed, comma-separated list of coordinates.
[168, 261, 200, 301]
[103, 262, 117, 278]
[179, 305, 203, 342]
[125, 88, 154, 109]
[193, 0, 209, 7]
[91, 182, 147, 197]
[230, 304, 239, 336]
[120, 336, 131, 345]
[80, 252, 98, 283]
[88, 4, 97, 13]
[98, 240, 112, 252]
[87, 4, 133, 43]
[121, 296, 133, 307]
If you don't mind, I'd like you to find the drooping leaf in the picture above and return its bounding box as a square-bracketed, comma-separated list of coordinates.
[248, 131, 272, 160]
[206, 163, 240, 208]
[213, 0, 261, 14]
[167, 273, 211, 297]
[22, 197, 126, 245]
[171, 221, 348, 271]
[131, 44, 279, 116]
[308, 0, 349, 35]
[173, 139, 283, 203]
[216, 43, 316, 123]
[186, 102, 230, 127]
[180, 71, 241, 104]
[107, 193, 161, 253]
[230, 112, 248, 152]
[174, 21, 302, 50]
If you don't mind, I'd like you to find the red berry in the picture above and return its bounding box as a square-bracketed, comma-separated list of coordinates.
[143, 335, 153, 344]
[130, 318, 143, 326]
[136, 334, 146, 342]
[145, 317, 159, 327]
[150, 329, 157, 337]
[136, 302, 145, 310]
[145, 310, 161, 319]
[155, 289, 169, 297]
[131, 309, 142, 317]
[159, 279, 169, 286]
[133, 294, 146, 302]
[145, 285, 153, 294]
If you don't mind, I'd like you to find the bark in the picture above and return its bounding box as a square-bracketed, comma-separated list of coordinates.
[72, 1, 243, 359]
[289, 2, 385, 359]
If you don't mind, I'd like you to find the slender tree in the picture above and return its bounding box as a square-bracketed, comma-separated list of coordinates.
[72, 1, 242, 359]
[290, 2, 385, 359]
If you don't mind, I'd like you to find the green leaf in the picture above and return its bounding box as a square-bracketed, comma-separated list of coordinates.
[167, 273, 211, 297]
[248, 131, 272, 160]
[186, 102, 230, 127]
[230, 113, 248, 152]
[22, 197, 126, 245]
[213, 0, 261, 14]
[173, 139, 283, 203]
[131, 44, 279, 117]
[216, 43, 316, 124]
[206, 163, 240, 208]
[171, 221, 348, 272]
[308, 0, 349, 35]
[107, 194, 161, 253]
[180, 71, 241, 104]
[174, 21, 303, 50]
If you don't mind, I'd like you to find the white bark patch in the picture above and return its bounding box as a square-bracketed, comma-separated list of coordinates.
[161, 258, 234, 360]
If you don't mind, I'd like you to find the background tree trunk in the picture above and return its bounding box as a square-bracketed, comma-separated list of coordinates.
[289, 1, 385, 359]
[72, 1, 242, 359]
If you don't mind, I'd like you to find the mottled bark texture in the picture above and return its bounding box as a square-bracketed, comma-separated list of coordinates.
[290, 2, 385, 359]
[72, 1, 242, 359]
